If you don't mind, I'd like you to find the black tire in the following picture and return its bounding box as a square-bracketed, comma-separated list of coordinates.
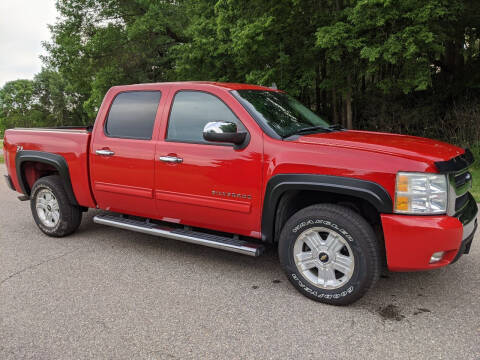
[278, 204, 381, 305]
[30, 175, 82, 237]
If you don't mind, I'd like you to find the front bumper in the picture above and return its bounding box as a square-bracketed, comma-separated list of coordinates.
[381, 196, 478, 271]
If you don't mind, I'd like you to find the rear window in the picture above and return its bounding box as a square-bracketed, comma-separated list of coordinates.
[105, 91, 161, 140]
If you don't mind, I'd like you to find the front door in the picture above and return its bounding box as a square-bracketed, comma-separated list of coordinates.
[90, 90, 163, 218]
[155, 88, 263, 238]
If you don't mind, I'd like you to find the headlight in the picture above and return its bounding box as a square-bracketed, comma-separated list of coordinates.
[394, 172, 447, 214]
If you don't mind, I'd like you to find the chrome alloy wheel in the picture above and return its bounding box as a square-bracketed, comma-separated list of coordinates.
[35, 189, 60, 228]
[293, 227, 355, 289]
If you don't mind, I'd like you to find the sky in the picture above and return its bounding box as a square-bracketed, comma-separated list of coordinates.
[0, 0, 58, 88]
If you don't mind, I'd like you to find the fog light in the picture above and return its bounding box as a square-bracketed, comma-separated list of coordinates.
[429, 251, 445, 264]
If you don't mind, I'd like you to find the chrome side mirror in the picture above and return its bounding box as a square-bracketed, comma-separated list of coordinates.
[203, 121, 247, 145]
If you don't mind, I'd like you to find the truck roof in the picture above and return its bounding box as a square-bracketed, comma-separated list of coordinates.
[109, 81, 277, 92]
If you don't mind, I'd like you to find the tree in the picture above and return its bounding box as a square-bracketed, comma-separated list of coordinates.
[34, 68, 73, 126]
[0, 0, 474, 144]
[0, 80, 37, 129]
[174, 1, 331, 108]
[315, 0, 480, 129]
[43, 0, 188, 119]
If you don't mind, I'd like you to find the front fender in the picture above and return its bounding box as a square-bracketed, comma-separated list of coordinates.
[261, 174, 393, 242]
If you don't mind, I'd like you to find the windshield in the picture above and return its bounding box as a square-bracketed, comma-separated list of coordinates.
[232, 90, 330, 138]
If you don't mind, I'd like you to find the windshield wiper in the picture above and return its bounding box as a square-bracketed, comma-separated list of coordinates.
[283, 126, 332, 138]
[328, 124, 344, 130]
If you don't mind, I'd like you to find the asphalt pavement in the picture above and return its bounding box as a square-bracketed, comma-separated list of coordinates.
[1, 167, 479, 359]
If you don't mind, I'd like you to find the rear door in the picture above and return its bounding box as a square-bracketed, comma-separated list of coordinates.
[90, 90, 165, 218]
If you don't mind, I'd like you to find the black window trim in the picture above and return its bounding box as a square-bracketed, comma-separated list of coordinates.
[104, 90, 162, 141]
[165, 89, 250, 147]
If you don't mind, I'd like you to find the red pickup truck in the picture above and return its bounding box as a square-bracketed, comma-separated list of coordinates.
[3, 82, 477, 305]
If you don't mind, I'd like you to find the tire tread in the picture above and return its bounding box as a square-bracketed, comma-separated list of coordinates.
[30, 175, 82, 237]
[279, 203, 381, 305]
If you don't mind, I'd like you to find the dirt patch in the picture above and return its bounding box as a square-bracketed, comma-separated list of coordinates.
[378, 304, 405, 321]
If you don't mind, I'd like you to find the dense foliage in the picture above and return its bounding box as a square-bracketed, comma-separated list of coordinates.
[1, 0, 479, 146]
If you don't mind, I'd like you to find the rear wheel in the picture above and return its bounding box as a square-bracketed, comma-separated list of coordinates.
[30, 175, 82, 237]
[278, 204, 381, 305]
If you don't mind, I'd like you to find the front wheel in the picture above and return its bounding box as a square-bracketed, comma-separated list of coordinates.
[278, 204, 381, 305]
[30, 175, 82, 237]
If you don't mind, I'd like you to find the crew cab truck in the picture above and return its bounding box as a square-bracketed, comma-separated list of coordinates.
[3, 82, 477, 305]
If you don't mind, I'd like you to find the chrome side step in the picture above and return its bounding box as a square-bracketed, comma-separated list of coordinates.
[93, 214, 265, 257]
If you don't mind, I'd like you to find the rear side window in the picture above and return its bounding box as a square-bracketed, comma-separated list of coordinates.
[167, 91, 245, 143]
[105, 91, 161, 140]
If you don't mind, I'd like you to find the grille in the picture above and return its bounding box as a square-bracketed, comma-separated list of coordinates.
[438, 149, 475, 216]
[455, 192, 470, 212]
[454, 171, 472, 188]
[450, 169, 474, 216]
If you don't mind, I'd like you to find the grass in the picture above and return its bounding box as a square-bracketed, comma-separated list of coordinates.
[472, 167, 480, 201]
[471, 145, 480, 202]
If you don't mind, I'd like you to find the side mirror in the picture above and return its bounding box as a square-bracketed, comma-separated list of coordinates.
[203, 121, 247, 145]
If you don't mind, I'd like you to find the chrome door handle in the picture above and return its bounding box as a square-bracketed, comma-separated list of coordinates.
[159, 156, 183, 163]
[96, 149, 115, 156]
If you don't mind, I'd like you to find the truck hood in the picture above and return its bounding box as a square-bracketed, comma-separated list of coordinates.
[296, 130, 464, 163]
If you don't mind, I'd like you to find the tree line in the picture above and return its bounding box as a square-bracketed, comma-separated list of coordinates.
[1, 0, 479, 146]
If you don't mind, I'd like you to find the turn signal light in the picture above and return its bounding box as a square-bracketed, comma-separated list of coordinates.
[395, 196, 409, 211]
[397, 175, 409, 192]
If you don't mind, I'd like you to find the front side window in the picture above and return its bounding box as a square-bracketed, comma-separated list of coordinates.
[167, 91, 245, 143]
[232, 90, 330, 138]
[105, 91, 161, 140]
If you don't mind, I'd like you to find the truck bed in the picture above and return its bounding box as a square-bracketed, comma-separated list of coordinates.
[3, 127, 96, 208]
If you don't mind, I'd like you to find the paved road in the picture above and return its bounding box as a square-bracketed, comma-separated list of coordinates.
[1, 168, 479, 360]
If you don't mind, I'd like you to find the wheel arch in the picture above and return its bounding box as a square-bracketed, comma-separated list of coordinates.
[15, 150, 78, 205]
[261, 174, 393, 243]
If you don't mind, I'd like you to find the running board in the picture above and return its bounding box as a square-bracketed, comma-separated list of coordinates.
[93, 214, 265, 257]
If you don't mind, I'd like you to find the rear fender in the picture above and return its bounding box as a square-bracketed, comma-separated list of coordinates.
[15, 150, 78, 205]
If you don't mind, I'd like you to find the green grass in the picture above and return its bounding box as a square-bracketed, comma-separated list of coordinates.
[472, 167, 480, 201]
[471, 145, 480, 202]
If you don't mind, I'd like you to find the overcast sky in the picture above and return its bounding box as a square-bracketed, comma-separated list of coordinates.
[0, 0, 57, 88]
